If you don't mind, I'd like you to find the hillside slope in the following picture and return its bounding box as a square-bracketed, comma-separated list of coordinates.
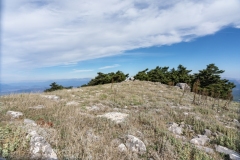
[0, 81, 240, 159]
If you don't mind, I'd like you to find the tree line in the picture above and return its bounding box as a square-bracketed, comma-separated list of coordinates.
[83, 63, 235, 100]
[45, 63, 235, 100]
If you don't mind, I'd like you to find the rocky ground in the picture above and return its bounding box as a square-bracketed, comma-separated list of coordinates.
[0, 80, 240, 160]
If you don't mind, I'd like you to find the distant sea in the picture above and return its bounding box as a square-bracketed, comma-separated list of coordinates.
[0, 78, 90, 96]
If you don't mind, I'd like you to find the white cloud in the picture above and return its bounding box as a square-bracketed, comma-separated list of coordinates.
[99, 64, 120, 70]
[2, 0, 240, 81]
[72, 69, 94, 73]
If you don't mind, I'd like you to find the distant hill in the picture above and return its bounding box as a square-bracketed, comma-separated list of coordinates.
[229, 79, 240, 102]
[0, 78, 91, 95]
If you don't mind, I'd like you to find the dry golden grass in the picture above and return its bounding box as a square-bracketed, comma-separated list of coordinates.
[0, 80, 239, 159]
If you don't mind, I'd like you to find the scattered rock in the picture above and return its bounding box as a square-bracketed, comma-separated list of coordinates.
[118, 143, 127, 152]
[168, 123, 183, 135]
[190, 135, 209, 146]
[233, 119, 239, 123]
[24, 119, 37, 126]
[125, 135, 146, 154]
[29, 105, 45, 109]
[175, 83, 190, 90]
[86, 105, 100, 111]
[41, 95, 60, 100]
[195, 145, 214, 154]
[97, 112, 128, 123]
[6, 111, 23, 119]
[28, 131, 58, 160]
[66, 101, 79, 106]
[204, 129, 212, 137]
[215, 145, 240, 160]
[183, 112, 189, 116]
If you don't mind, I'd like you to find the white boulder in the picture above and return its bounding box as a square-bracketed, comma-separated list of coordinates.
[97, 112, 128, 123]
[175, 83, 190, 90]
[6, 111, 23, 119]
[125, 135, 146, 154]
[28, 131, 58, 160]
[190, 135, 209, 146]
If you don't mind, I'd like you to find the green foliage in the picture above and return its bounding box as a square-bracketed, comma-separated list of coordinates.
[0, 125, 29, 158]
[134, 64, 192, 85]
[87, 71, 129, 86]
[193, 63, 235, 99]
[134, 68, 149, 81]
[44, 82, 72, 92]
[132, 63, 235, 100]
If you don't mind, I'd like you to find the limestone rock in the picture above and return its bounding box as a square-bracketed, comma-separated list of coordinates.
[86, 105, 100, 111]
[24, 119, 37, 127]
[204, 129, 212, 137]
[6, 111, 23, 119]
[42, 95, 59, 100]
[168, 123, 182, 135]
[66, 101, 79, 106]
[28, 131, 58, 160]
[118, 143, 127, 152]
[97, 112, 128, 123]
[125, 135, 146, 154]
[190, 135, 209, 146]
[195, 145, 214, 154]
[175, 83, 190, 90]
[215, 145, 240, 160]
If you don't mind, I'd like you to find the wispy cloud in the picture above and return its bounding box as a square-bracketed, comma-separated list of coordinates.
[99, 64, 120, 70]
[2, 0, 240, 81]
[72, 69, 94, 73]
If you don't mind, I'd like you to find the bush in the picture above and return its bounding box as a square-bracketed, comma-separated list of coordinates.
[44, 82, 72, 92]
[87, 71, 129, 86]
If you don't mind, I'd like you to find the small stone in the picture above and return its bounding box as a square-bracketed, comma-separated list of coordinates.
[24, 119, 37, 126]
[233, 119, 239, 123]
[97, 112, 128, 123]
[125, 135, 146, 154]
[204, 129, 212, 137]
[195, 145, 214, 154]
[29, 105, 45, 109]
[168, 123, 182, 135]
[6, 111, 23, 119]
[118, 143, 127, 152]
[190, 135, 209, 146]
[42, 95, 59, 100]
[86, 105, 100, 111]
[66, 101, 79, 106]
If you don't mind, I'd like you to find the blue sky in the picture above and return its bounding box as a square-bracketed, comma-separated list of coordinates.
[1, 0, 240, 83]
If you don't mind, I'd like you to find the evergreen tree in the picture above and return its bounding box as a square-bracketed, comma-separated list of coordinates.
[176, 64, 192, 84]
[87, 71, 129, 86]
[44, 82, 64, 92]
[147, 66, 169, 83]
[134, 68, 149, 81]
[193, 63, 235, 99]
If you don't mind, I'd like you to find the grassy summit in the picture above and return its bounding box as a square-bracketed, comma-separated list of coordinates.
[0, 80, 239, 159]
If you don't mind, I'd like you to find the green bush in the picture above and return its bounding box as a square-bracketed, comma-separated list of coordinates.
[86, 71, 129, 86]
[44, 82, 72, 92]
